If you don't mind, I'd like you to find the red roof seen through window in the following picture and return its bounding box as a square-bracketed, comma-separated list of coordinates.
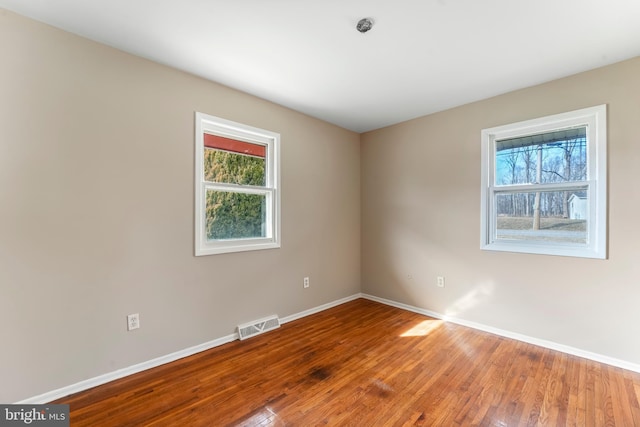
[204, 134, 266, 158]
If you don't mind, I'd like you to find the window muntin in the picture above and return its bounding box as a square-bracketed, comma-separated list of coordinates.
[481, 105, 606, 258]
[195, 113, 280, 256]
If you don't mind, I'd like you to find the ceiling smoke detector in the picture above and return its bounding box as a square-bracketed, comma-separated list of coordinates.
[356, 18, 374, 33]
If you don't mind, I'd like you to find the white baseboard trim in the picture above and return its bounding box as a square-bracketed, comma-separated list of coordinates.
[17, 333, 238, 404]
[362, 293, 640, 374]
[280, 293, 362, 324]
[17, 293, 363, 404]
[23, 291, 637, 404]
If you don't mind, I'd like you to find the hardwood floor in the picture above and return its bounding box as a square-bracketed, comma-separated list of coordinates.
[54, 299, 640, 426]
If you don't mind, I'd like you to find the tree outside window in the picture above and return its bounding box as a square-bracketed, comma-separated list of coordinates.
[195, 113, 280, 256]
[481, 105, 607, 258]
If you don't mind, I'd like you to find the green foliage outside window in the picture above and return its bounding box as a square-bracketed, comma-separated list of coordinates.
[204, 149, 266, 240]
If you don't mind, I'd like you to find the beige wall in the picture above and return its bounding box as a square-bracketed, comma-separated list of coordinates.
[0, 10, 361, 403]
[362, 57, 640, 365]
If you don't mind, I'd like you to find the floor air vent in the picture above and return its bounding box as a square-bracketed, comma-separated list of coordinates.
[237, 315, 280, 340]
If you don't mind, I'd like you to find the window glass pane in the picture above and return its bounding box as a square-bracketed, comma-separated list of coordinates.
[203, 134, 266, 186]
[495, 127, 587, 186]
[495, 190, 587, 244]
[206, 190, 267, 240]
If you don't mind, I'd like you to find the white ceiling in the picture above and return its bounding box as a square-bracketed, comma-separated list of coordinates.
[1, 1, 639, 133]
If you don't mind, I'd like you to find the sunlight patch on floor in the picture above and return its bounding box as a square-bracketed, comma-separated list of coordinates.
[400, 319, 443, 337]
[236, 406, 285, 427]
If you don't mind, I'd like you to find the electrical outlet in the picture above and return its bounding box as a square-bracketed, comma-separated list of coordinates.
[127, 313, 140, 331]
[303, 277, 310, 288]
[437, 276, 445, 288]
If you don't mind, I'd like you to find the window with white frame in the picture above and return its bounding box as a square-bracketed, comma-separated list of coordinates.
[480, 105, 607, 258]
[195, 112, 280, 256]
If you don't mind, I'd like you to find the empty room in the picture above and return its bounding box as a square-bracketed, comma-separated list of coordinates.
[1, 1, 640, 425]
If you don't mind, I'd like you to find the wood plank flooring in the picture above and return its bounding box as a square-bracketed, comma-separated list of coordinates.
[54, 299, 640, 426]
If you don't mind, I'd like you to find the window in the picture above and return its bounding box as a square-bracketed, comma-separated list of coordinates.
[480, 105, 607, 258]
[195, 112, 280, 256]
